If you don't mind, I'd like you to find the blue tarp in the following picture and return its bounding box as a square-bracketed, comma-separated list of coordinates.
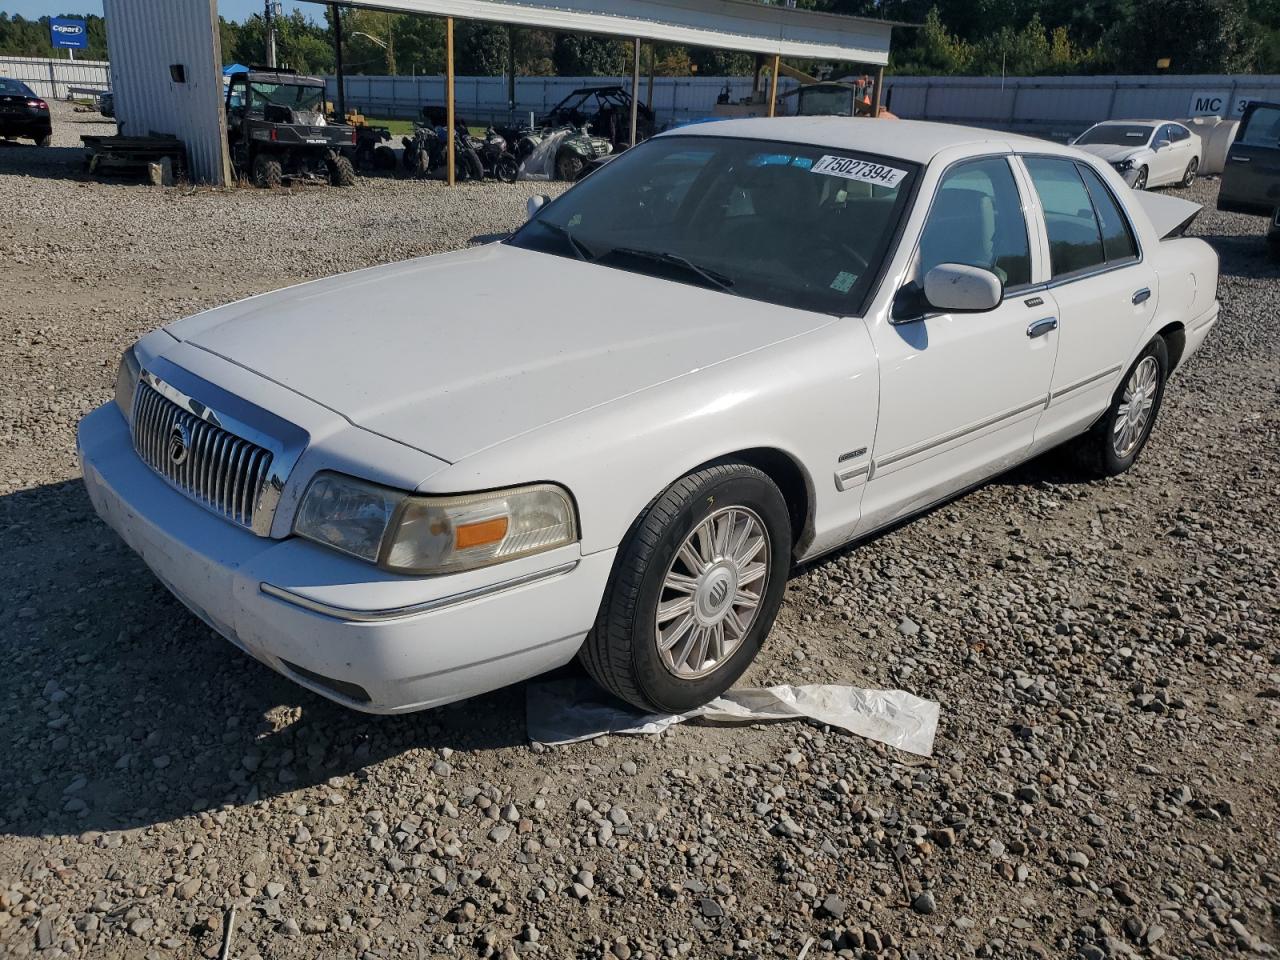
[223, 64, 250, 76]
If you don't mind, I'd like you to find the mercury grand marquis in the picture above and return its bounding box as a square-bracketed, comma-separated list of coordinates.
[78, 117, 1219, 714]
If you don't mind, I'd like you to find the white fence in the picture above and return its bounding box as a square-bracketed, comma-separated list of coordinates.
[883, 74, 1280, 136]
[0, 55, 111, 100]
[326, 74, 799, 125]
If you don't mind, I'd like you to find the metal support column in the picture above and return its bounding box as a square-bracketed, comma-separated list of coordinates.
[872, 66, 884, 117]
[646, 43, 655, 108]
[446, 16, 456, 186]
[629, 37, 641, 147]
[767, 54, 780, 117]
[332, 4, 346, 120]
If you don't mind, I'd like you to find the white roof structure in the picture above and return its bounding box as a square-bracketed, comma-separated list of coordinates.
[346, 0, 898, 65]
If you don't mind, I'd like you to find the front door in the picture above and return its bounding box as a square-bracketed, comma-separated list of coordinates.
[1220, 102, 1280, 215]
[1019, 156, 1158, 453]
[860, 155, 1058, 534]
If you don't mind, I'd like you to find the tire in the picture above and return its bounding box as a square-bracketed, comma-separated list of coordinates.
[373, 145, 397, 171]
[328, 154, 357, 187]
[407, 148, 431, 177]
[1068, 337, 1169, 478]
[461, 146, 484, 181]
[580, 463, 791, 713]
[36, 133, 52, 148]
[1180, 156, 1199, 187]
[556, 151, 585, 182]
[494, 153, 519, 184]
[1133, 166, 1148, 190]
[252, 155, 283, 189]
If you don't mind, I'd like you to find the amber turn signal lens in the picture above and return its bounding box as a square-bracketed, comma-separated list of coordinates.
[455, 516, 509, 550]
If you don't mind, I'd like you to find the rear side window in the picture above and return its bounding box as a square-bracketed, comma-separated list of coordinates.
[1078, 165, 1138, 263]
[1239, 105, 1280, 147]
[1024, 157, 1105, 278]
[1171, 125, 1191, 142]
[918, 156, 1031, 288]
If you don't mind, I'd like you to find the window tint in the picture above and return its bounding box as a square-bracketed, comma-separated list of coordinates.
[1239, 106, 1280, 147]
[1078, 165, 1138, 263]
[1025, 157, 1106, 278]
[919, 157, 1031, 288]
[1171, 124, 1191, 142]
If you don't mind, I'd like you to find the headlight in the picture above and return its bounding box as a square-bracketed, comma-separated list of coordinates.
[114, 346, 141, 421]
[294, 472, 578, 575]
[1114, 159, 1135, 172]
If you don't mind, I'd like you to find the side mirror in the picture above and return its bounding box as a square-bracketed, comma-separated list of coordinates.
[922, 263, 1003, 313]
[1154, 138, 1171, 151]
[526, 194, 549, 220]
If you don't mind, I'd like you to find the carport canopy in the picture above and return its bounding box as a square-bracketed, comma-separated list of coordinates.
[339, 0, 896, 64]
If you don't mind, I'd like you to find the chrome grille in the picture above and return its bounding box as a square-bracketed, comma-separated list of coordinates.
[131, 382, 274, 531]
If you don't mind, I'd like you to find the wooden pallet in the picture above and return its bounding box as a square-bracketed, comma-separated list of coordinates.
[82, 134, 187, 181]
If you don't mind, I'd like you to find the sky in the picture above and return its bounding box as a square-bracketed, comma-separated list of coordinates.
[1, 1, 321, 21]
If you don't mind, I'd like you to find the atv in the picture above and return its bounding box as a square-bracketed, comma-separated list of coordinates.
[225, 70, 357, 188]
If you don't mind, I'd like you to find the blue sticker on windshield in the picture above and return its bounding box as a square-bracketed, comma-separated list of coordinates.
[792, 157, 814, 169]
[749, 153, 795, 167]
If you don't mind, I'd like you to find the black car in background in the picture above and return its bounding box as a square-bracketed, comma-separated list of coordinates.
[1218, 101, 1280, 260]
[0, 77, 52, 147]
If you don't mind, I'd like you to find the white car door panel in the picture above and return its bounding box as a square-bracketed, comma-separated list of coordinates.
[859, 156, 1057, 533]
[1018, 156, 1158, 453]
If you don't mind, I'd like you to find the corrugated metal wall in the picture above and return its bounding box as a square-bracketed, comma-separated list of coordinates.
[102, 0, 230, 184]
[883, 74, 1280, 137]
[0, 56, 111, 99]
[326, 74, 802, 125]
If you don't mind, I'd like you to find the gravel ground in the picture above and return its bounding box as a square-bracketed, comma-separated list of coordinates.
[1, 100, 1277, 960]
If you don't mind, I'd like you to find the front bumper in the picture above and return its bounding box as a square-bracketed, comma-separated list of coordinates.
[77, 403, 614, 713]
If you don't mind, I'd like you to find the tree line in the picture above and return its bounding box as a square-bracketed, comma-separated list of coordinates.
[2, 2, 1277, 78]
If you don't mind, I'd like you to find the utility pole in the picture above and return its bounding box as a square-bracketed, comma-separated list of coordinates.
[265, 0, 279, 69]
[332, 4, 346, 120]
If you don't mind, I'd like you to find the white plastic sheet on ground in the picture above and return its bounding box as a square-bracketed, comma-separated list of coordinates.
[516, 129, 571, 181]
[526, 677, 939, 756]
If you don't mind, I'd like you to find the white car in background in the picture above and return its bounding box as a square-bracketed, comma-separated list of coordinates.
[79, 118, 1219, 716]
[1072, 120, 1202, 190]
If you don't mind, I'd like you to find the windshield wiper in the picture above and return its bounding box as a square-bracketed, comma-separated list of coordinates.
[607, 247, 736, 294]
[536, 221, 593, 262]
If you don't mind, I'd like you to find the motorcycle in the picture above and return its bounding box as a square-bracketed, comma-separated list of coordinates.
[400, 123, 483, 180]
[466, 127, 519, 183]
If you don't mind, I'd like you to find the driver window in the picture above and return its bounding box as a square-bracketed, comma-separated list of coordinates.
[918, 157, 1031, 288]
[227, 78, 246, 112]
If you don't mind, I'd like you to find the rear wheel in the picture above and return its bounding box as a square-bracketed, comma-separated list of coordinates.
[36, 132, 52, 148]
[580, 463, 791, 713]
[1067, 337, 1168, 478]
[373, 145, 397, 171]
[252, 154, 283, 188]
[461, 146, 484, 181]
[328, 154, 357, 187]
[494, 153, 519, 184]
[1180, 156, 1199, 187]
[1133, 165, 1148, 190]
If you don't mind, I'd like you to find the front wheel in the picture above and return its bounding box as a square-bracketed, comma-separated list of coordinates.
[1133, 165, 1148, 190]
[252, 154, 283, 188]
[1068, 337, 1168, 477]
[580, 463, 791, 713]
[494, 153, 519, 184]
[327, 154, 357, 187]
[1180, 156, 1199, 187]
[556, 151, 585, 182]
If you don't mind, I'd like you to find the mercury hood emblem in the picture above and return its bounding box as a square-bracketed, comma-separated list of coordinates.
[168, 422, 191, 466]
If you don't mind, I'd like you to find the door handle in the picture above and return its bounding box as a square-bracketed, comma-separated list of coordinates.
[1132, 287, 1152, 305]
[1229, 155, 1251, 163]
[1027, 317, 1058, 338]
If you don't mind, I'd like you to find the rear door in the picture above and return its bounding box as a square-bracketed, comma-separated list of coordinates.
[1220, 102, 1280, 215]
[1019, 156, 1157, 453]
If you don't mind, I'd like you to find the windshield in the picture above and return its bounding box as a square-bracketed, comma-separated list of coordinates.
[799, 87, 855, 116]
[250, 81, 325, 113]
[1076, 124, 1154, 146]
[508, 135, 918, 316]
[0, 78, 35, 97]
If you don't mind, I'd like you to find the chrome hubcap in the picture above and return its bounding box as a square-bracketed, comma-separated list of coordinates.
[655, 506, 770, 680]
[1113, 356, 1159, 458]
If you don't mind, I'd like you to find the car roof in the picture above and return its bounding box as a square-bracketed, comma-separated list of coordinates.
[1090, 119, 1168, 126]
[659, 116, 1055, 165]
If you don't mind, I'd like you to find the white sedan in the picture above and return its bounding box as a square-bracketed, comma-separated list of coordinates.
[78, 118, 1219, 715]
[1071, 119, 1202, 190]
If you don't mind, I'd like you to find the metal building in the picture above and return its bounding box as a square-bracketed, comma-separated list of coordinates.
[100, 0, 898, 185]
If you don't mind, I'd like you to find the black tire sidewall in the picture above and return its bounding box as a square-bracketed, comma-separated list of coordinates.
[625, 470, 791, 713]
[1096, 337, 1169, 474]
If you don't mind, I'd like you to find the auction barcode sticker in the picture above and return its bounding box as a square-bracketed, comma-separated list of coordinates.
[810, 155, 907, 188]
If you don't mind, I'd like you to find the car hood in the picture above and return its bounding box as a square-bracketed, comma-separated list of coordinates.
[168, 244, 835, 463]
[1076, 143, 1147, 163]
